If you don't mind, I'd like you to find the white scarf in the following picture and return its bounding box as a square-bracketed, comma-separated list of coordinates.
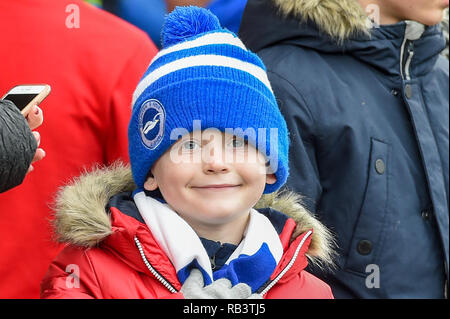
[133, 191, 284, 291]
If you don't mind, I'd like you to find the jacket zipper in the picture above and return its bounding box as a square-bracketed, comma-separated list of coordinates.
[400, 38, 415, 81]
[134, 236, 178, 294]
[258, 230, 313, 296]
[400, 21, 425, 81]
[404, 42, 415, 81]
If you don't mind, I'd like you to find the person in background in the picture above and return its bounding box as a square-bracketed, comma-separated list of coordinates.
[240, 0, 449, 298]
[90, 0, 248, 48]
[166, 0, 248, 34]
[0, 0, 157, 298]
[0, 101, 45, 193]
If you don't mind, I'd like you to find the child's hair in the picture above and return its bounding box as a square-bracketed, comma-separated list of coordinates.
[128, 6, 289, 194]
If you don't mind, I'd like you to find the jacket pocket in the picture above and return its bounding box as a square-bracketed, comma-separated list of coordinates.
[345, 138, 390, 274]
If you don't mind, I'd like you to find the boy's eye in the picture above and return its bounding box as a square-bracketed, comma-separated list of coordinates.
[229, 137, 247, 148]
[181, 140, 200, 151]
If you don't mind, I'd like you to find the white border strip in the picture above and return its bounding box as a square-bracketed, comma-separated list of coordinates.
[151, 31, 247, 64]
[132, 54, 272, 107]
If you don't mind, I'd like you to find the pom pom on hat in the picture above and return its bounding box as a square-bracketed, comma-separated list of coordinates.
[161, 6, 222, 48]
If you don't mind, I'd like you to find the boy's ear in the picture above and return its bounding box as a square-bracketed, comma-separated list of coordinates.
[143, 174, 158, 191]
[266, 173, 277, 185]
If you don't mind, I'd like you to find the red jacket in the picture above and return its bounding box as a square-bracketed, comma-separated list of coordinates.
[40, 164, 335, 299]
[0, 0, 157, 298]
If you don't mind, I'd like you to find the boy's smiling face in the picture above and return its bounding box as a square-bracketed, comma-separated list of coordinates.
[144, 129, 276, 236]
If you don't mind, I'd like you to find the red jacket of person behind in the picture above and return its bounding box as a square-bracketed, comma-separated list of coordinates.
[40, 164, 335, 299]
[0, 0, 157, 298]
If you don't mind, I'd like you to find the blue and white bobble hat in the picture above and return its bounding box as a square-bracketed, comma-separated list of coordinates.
[128, 6, 289, 194]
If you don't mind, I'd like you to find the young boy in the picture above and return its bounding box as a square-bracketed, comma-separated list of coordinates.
[40, 6, 335, 299]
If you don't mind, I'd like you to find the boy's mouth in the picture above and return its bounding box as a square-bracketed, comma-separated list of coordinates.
[191, 184, 241, 190]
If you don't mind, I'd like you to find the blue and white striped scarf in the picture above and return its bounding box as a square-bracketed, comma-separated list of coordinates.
[133, 191, 284, 292]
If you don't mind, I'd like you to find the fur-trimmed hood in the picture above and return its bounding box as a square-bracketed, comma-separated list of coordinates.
[51, 162, 336, 269]
[270, 0, 369, 41]
[239, 0, 370, 52]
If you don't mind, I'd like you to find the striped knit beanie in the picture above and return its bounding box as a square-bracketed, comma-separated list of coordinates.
[128, 6, 289, 194]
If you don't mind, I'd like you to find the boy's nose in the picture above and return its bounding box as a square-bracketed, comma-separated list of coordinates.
[202, 146, 230, 174]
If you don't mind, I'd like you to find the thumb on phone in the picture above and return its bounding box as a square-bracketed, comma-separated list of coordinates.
[26, 105, 43, 130]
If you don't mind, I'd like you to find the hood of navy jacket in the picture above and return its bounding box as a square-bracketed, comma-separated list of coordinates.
[240, 0, 446, 81]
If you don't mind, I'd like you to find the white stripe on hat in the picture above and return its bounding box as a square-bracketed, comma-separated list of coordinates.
[151, 31, 247, 65]
[132, 54, 273, 107]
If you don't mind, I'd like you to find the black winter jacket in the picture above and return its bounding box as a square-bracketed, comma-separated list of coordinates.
[0, 100, 37, 193]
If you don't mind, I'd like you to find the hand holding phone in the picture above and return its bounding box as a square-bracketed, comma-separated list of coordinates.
[1, 84, 49, 174]
[1, 84, 50, 116]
